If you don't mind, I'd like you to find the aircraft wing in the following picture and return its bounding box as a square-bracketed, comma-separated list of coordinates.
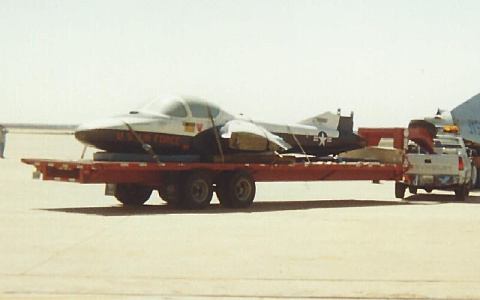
[451, 93, 480, 144]
[220, 120, 291, 152]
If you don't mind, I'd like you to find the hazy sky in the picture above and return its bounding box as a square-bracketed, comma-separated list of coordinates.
[1, 0, 480, 127]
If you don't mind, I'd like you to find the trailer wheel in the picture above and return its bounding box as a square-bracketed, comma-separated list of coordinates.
[180, 171, 213, 209]
[395, 182, 406, 199]
[157, 183, 181, 207]
[115, 183, 152, 206]
[408, 186, 418, 195]
[425, 188, 433, 193]
[157, 173, 182, 207]
[216, 171, 256, 208]
[454, 185, 469, 201]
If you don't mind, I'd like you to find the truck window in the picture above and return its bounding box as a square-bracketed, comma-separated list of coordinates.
[434, 140, 461, 149]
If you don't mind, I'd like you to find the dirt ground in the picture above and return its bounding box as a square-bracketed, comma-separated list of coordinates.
[1, 133, 480, 299]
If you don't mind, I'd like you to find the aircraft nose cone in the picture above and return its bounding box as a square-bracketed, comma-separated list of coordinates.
[74, 128, 91, 145]
[74, 115, 161, 152]
[74, 118, 127, 148]
[74, 126, 101, 148]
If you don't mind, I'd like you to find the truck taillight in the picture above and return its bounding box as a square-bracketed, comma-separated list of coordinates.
[458, 157, 464, 171]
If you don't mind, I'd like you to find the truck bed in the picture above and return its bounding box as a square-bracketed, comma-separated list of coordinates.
[406, 154, 460, 176]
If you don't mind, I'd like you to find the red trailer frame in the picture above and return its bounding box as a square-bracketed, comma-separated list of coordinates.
[21, 158, 405, 184]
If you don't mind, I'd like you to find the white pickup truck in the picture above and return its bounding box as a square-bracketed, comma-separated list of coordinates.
[395, 135, 476, 201]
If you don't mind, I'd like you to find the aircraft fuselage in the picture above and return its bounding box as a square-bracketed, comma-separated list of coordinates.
[74, 96, 365, 157]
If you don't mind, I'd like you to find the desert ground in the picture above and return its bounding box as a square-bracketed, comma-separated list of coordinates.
[1, 133, 480, 299]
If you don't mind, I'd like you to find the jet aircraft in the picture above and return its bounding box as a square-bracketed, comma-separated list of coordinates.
[451, 93, 480, 145]
[74, 96, 365, 160]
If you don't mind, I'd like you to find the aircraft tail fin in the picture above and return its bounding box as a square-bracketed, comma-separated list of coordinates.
[299, 111, 353, 132]
[452, 93, 480, 145]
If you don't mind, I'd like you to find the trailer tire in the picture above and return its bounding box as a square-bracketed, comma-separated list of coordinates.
[395, 182, 406, 199]
[454, 185, 469, 201]
[157, 173, 182, 207]
[216, 171, 256, 208]
[408, 186, 418, 195]
[158, 184, 181, 207]
[180, 171, 213, 209]
[115, 183, 152, 206]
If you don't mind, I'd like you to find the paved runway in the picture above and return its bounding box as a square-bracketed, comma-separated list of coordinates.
[1, 134, 480, 299]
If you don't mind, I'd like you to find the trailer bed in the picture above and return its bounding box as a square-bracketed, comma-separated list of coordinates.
[22, 158, 404, 185]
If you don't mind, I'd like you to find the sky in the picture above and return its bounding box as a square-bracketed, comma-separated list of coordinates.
[1, 0, 480, 128]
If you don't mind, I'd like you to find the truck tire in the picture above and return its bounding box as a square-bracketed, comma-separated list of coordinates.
[454, 185, 469, 201]
[216, 171, 256, 208]
[472, 166, 479, 189]
[114, 183, 152, 206]
[180, 171, 213, 209]
[395, 182, 406, 199]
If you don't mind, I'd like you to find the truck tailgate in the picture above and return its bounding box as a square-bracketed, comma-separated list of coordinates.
[406, 154, 459, 175]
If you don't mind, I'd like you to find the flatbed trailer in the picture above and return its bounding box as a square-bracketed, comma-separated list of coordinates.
[21, 128, 417, 209]
[22, 159, 404, 184]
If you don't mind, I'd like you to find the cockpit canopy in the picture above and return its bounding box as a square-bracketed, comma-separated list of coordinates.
[136, 96, 222, 119]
